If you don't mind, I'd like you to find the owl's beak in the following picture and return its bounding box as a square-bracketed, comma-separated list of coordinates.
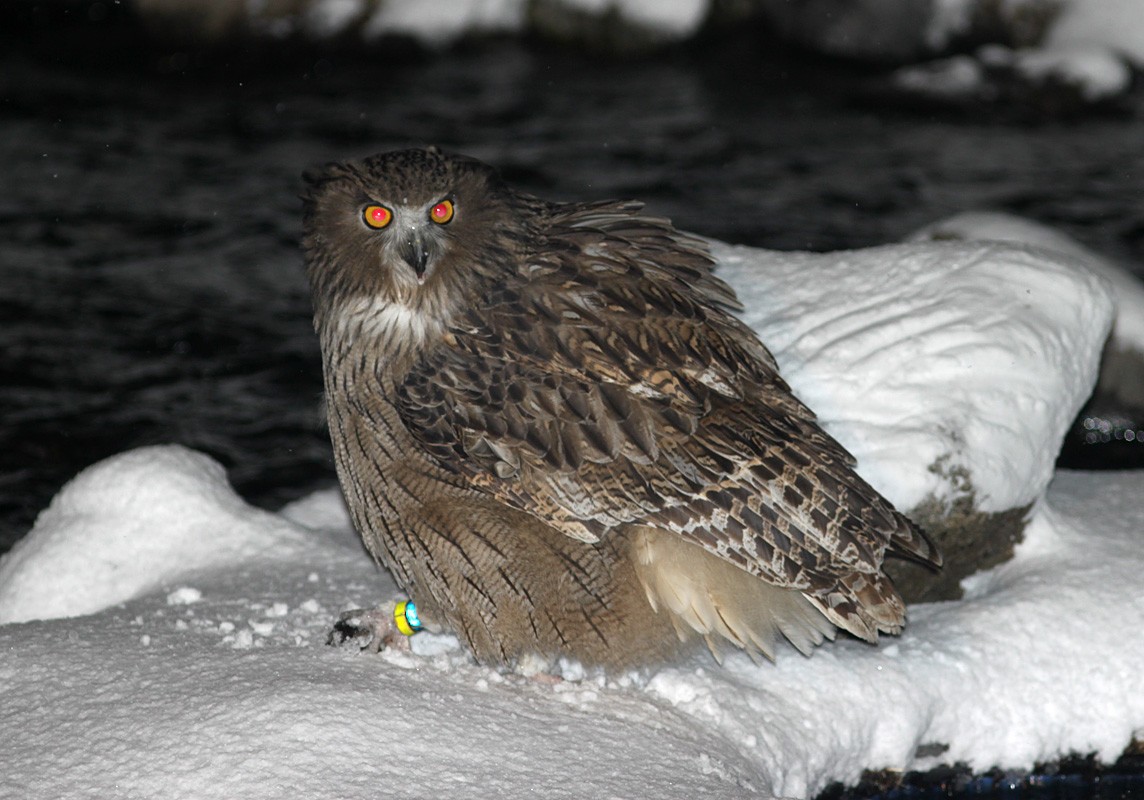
[399, 229, 431, 284]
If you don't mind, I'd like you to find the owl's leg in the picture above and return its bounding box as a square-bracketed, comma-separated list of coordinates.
[327, 600, 431, 653]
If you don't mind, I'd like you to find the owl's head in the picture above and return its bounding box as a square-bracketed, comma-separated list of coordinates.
[302, 147, 524, 337]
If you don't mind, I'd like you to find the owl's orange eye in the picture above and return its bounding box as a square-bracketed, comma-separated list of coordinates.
[363, 205, 392, 229]
[429, 199, 454, 225]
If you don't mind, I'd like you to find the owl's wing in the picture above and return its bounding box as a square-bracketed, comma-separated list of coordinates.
[396, 201, 938, 637]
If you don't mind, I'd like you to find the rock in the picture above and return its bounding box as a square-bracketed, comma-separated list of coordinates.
[908, 211, 1144, 410]
[889, 43, 1133, 116]
[749, 0, 1061, 63]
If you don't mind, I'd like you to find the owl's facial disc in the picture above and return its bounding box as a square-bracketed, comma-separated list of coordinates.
[361, 198, 453, 287]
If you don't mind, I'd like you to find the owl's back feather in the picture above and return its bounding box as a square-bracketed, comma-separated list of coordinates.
[395, 196, 938, 647]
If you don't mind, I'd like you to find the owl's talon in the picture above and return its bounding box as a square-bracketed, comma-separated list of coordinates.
[327, 606, 410, 653]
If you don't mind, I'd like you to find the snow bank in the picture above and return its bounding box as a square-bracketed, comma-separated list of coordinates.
[1, 451, 1142, 798]
[908, 211, 1144, 361]
[1, 235, 1137, 799]
[715, 239, 1111, 514]
[0, 447, 337, 624]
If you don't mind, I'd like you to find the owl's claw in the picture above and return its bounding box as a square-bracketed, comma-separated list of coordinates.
[327, 606, 410, 654]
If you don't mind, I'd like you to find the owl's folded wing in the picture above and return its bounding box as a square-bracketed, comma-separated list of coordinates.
[395, 203, 938, 626]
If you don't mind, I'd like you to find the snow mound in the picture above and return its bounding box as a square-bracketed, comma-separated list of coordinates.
[715, 239, 1112, 513]
[1, 453, 1142, 798]
[908, 211, 1144, 359]
[0, 446, 337, 624]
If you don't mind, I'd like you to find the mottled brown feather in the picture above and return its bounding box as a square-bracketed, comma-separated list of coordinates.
[303, 147, 940, 668]
[395, 198, 938, 637]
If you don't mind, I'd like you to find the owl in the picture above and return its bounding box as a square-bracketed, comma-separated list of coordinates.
[302, 147, 940, 669]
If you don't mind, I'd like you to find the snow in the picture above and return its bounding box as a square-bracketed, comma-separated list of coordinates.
[557, 0, 708, 36]
[925, 0, 1139, 103]
[301, 0, 366, 39]
[713, 239, 1111, 513]
[924, 0, 1144, 68]
[360, 0, 525, 47]
[2, 233, 1141, 799]
[892, 54, 984, 97]
[908, 211, 1144, 359]
[893, 42, 1132, 106]
[1047, 0, 1144, 67]
[0, 446, 334, 624]
[131, 0, 1144, 74]
[330, 0, 704, 44]
[1011, 43, 1132, 101]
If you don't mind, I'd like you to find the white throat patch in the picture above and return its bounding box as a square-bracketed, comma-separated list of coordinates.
[334, 295, 443, 350]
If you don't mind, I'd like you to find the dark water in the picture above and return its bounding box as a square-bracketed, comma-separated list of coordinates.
[823, 753, 1144, 800]
[3, 21, 1144, 557]
[3, 14, 1144, 799]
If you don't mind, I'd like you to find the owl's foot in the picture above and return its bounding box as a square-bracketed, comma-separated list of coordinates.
[327, 604, 415, 654]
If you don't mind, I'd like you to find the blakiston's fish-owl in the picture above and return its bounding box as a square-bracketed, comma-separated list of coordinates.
[302, 147, 940, 670]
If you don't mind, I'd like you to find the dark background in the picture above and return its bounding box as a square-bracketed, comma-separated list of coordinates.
[2, 1, 1143, 553]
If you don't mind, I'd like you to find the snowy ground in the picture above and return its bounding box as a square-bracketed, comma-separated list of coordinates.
[3, 223, 1143, 798]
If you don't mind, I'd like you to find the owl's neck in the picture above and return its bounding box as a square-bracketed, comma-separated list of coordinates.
[317, 293, 471, 536]
[319, 293, 450, 384]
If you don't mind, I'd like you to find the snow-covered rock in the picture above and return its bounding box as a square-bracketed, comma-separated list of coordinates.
[0, 446, 341, 624]
[130, 0, 1144, 76]
[749, 0, 1138, 111]
[720, 238, 1112, 515]
[135, 0, 707, 48]
[909, 211, 1144, 411]
[750, 0, 1060, 62]
[890, 42, 1133, 114]
[1047, 0, 1144, 68]
[750, 0, 1144, 69]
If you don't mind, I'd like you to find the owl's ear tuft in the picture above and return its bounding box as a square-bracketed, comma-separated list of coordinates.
[301, 164, 330, 186]
[300, 162, 340, 205]
[300, 160, 363, 199]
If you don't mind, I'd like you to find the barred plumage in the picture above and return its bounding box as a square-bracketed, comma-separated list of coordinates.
[302, 147, 940, 669]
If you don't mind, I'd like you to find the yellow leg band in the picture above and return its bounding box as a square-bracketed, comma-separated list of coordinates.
[393, 601, 421, 637]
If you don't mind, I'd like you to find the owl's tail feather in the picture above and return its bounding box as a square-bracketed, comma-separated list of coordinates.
[806, 570, 909, 643]
[629, 526, 836, 662]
